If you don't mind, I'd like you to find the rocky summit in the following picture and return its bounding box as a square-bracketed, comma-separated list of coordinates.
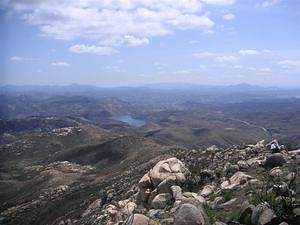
[2, 140, 297, 225]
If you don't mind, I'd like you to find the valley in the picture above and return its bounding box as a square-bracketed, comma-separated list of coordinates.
[0, 85, 299, 225]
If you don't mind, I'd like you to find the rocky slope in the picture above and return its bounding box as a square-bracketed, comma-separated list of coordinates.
[75, 140, 299, 225]
[2, 140, 299, 225]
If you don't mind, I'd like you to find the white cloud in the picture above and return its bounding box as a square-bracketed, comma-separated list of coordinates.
[259, 67, 272, 73]
[51, 62, 71, 67]
[202, 0, 236, 5]
[192, 51, 216, 58]
[69, 44, 118, 55]
[279, 60, 300, 67]
[263, 49, 273, 53]
[3, 0, 242, 60]
[256, 0, 281, 8]
[238, 49, 261, 56]
[168, 13, 214, 30]
[4, 0, 236, 52]
[10, 56, 32, 61]
[215, 55, 239, 63]
[223, 13, 235, 20]
[174, 69, 192, 75]
[99, 35, 149, 47]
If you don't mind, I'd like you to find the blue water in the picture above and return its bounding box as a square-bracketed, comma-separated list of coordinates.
[112, 115, 146, 127]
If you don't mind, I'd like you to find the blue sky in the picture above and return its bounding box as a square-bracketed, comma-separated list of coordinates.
[1, 0, 300, 87]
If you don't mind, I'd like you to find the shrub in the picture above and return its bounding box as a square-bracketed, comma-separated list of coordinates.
[249, 162, 300, 224]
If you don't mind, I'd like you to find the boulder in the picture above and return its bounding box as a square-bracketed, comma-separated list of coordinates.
[269, 167, 283, 177]
[160, 218, 174, 225]
[237, 160, 249, 170]
[171, 185, 184, 201]
[200, 184, 215, 197]
[174, 203, 206, 225]
[258, 208, 277, 225]
[223, 163, 239, 177]
[157, 175, 177, 193]
[148, 209, 165, 219]
[211, 196, 224, 208]
[244, 202, 279, 225]
[124, 214, 159, 225]
[264, 153, 286, 168]
[238, 202, 256, 225]
[206, 145, 219, 152]
[151, 193, 172, 209]
[221, 172, 253, 190]
[149, 158, 190, 187]
[105, 204, 122, 223]
[181, 196, 206, 207]
[230, 172, 253, 184]
[118, 200, 137, 216]
[217, 198, 237, 209]
[138, 173, 151, 188]
[137, 158, 190, 206]
[246, 157, 265, 168]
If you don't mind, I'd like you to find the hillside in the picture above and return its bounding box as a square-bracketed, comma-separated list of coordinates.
[0, 91, 299, 225]
[1, 140, 299, 225]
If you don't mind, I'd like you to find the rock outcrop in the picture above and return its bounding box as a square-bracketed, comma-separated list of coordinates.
[137, 157, 190, 208]
[4, 140, 299, 225]
[74, 140, 299, 225]
[264, 153, 286, 168]
[173, 203, 206, 225]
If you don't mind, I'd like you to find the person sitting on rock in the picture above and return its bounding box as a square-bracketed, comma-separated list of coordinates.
[270, 141, 280, 153]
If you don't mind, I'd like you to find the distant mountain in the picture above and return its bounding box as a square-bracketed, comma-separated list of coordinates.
[145, 82, 278, 92]
[0, 83, 292, 94]
[1, 84, 300, 112]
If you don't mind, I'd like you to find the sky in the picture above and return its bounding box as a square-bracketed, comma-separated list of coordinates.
[1, 0, 300, 87]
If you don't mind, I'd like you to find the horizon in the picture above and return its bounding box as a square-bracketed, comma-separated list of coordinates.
[1, 82, 300, 89]
[1, 0, 300, 87]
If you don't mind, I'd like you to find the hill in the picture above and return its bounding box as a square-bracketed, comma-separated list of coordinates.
[1, 139, 299, 225]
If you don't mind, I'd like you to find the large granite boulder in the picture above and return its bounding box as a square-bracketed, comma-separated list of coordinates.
[137, 158, 190, 207]
[174, 203, 206, 225]
[149, 158, 190, 187]
[264, 153, 286, 168]
[151, 193, 172, 209]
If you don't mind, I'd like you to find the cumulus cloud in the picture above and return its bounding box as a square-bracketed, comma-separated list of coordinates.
[263, 49, 273, 53]
[192, 51, 216, 58]
[223, 13, 235, 20]
[259, 67, 272, 73]
[257, 0, 281, 8]
[4, 0, 226, 54]
[51, 62, 71, 67]
[215, 55, 239, 63]
[238, 49, 261, 56]
[10, 56, 32, 61]
[99, 35, 149, 47]
[174, 69, 192, 75]
[202, 0, 236, 5]
[279, 60, 300, 67]
[168, 13, 214, 30]
[69, 44, 118, 55]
